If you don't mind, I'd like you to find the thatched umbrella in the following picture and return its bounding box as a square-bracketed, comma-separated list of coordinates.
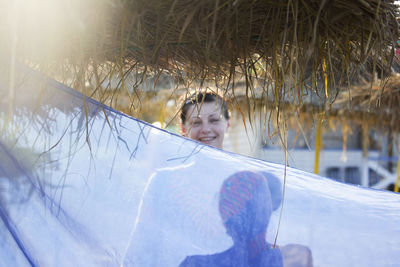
[2, 0, 398, 97]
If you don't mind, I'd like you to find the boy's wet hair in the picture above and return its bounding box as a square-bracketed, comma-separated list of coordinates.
[180, 92, 230, 125]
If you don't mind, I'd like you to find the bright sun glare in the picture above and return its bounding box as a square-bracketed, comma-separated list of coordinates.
[3, 0, 95, 61]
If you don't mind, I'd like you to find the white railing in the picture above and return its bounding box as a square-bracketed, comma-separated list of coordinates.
[367, 161, 397, 189]
[259, 148, 397, 190]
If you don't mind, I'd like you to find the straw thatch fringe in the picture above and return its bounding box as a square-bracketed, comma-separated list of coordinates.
[335, 72, 400, 131]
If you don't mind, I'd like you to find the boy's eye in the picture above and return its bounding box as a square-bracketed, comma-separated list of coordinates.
[192, 120, 202, 126]
[210, 117, 221, 123]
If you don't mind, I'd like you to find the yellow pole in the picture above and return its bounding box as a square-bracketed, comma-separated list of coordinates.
[314, 56, 328, 175]
[395, 152, 400, 192]
[322, 57, 329, 98]
[314, 115, 323, 174]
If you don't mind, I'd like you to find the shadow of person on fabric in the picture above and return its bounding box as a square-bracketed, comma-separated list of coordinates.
[179, 171, 312, 267]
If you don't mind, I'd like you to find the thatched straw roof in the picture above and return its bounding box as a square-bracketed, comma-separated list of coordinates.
[334, 71, 400, 131]
[1, 0, 399, 134]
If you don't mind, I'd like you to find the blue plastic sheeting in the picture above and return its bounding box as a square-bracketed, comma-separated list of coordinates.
[0, 67, 400, 267]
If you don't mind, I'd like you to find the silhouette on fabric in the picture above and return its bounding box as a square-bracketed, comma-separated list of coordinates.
[179, 171, 283, 267]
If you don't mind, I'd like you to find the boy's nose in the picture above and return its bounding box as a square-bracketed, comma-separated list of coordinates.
[200, 121, 211, 133]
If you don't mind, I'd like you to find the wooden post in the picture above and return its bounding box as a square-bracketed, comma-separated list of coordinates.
[314, 115, 323, 174]
[395, 153, 400, 192]
[361, 123, 369, 187]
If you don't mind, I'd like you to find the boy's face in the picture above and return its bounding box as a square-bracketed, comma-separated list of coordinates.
[183, 101, 230, 149]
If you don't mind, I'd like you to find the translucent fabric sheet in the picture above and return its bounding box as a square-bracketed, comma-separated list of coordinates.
[0, 67, 399, 267]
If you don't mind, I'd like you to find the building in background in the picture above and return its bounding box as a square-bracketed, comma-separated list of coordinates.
[224, 106, 398, 191]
